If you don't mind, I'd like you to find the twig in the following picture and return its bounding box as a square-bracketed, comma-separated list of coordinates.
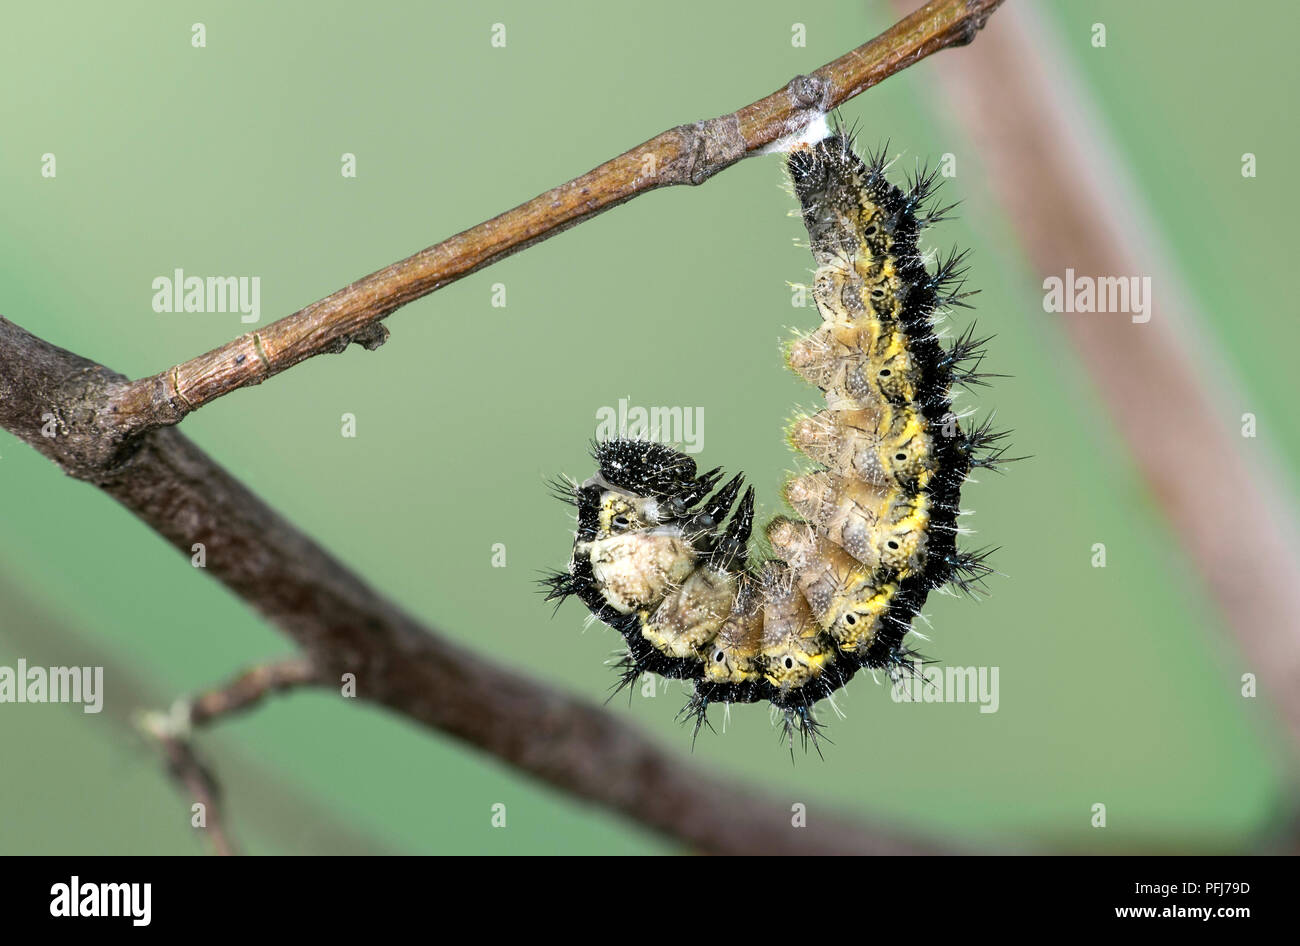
[188, 656, 321, 727]
[138, 713, 237, 856]
[0, 580, 392, 854]
[137, 658, 319, 857]
[104, 0, 1004, 435]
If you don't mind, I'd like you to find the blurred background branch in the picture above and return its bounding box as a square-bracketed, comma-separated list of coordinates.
[137, 657, 321, 856]
[898, 0, 1300, 776]
[0, 574, 394, 855]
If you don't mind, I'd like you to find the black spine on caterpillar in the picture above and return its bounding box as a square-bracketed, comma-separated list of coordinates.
[544, 130, 1011, 752]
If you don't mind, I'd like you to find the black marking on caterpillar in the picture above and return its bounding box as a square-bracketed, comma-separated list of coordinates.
[544, 129, 1012, 752]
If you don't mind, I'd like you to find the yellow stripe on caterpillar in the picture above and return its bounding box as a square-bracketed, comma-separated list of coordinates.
[788, 405, 935, 489]
[783, 471, 930, 574]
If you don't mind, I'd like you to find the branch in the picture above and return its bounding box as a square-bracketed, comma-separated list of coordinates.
[105, 0, 1004, 435]
[0, 572, 396, 854]
[187, 656, 321, 727]
[137, 657, 321, 856]
[0, 316, 965, 854]
[138, 714, 237, 857]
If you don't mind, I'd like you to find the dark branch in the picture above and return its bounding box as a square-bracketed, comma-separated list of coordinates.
[0, 315, 967, 854]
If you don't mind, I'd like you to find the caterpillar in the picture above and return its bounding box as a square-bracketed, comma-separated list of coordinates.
[544, 130, 1010, 751]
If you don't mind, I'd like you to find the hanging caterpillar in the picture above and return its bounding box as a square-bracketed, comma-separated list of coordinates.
[544, 130, 1010, 751]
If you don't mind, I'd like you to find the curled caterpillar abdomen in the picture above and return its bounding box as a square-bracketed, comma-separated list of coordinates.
[544, 132, 1011, 751]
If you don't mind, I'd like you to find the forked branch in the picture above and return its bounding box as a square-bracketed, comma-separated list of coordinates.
[137, 657, 322, 856]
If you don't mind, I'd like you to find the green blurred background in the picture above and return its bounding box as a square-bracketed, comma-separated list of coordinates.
[1, 1, 1294, 854]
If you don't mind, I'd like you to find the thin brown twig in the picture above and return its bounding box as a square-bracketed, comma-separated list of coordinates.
[105, 0, 1004, 436]
[138, 657, 320, 856]
[188, 656, 321, 727]
[139, 717, 237, 856]
[0, 578, 393, 853]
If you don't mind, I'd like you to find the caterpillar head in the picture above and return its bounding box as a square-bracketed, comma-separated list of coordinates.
[591, 439, 720, 518]
[564, 440, 748, 619]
